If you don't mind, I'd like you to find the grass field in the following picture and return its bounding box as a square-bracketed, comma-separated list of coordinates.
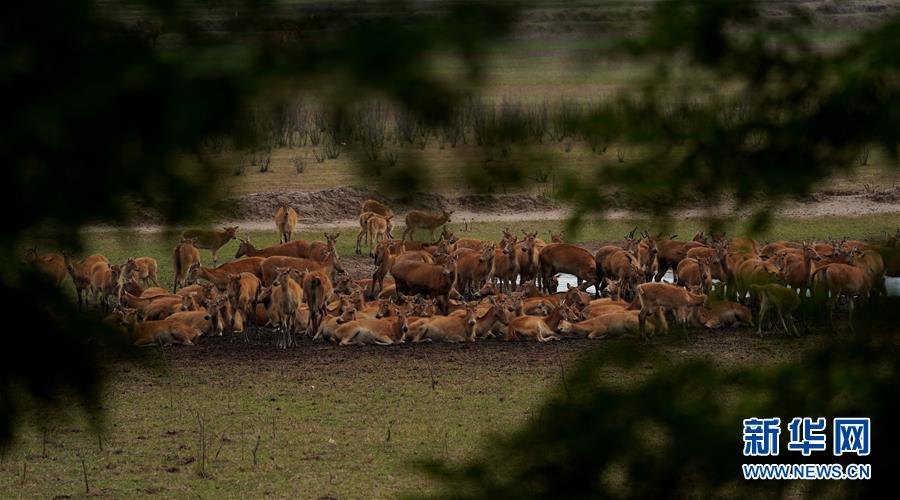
[0, 326, 819, 498]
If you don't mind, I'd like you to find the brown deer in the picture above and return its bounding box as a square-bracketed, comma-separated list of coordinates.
[654, 234, 706, 282]
[124, 316, 202, 347]
[195, 257, 266, 290]
[637, 282, 706, 339]
[366, 214, 393, 254]
[539, 243, 598, 296]
[506, 302, 572, 342]
[775, 243, 821, 297]
[449, 297, 510, 339]
[369, 241, 432, 298]
[165, 310, 214, 337]
[490, 238, 520, 293]
[408, 302, 477, 343]
[227, 272, 261, 340]
[275, 205, 298, 243]
[516, 230, 545, 287]
[90, 262, 124, 311]
[181, 226, 239, 266]
[260, 252, 341, 286]
[691, 300, 752, 329]
[63, 253, 108, 307]
[356, 211, 376, 254]
[676, 256, 712, 293]
[173, 239, 201, 292]
[362, 199, 393, 218]
[390, 254, 458, 304]
[402, 209, 453, 243]
[272, 268, 305, 348]
[333, 313, 409, 346]
[23, 248, 67, 286]
[123, 257, 160, 288]
[303, 269, 333, 338]
[453, 245, 495, 296]
[558, 310, 657, 339]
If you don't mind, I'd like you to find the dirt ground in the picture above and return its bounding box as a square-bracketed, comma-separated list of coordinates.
[117, 186, 900, 233]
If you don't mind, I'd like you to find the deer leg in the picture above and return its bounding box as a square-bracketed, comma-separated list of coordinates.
[848, 296, 855, 334]
[212, 249, 219, 267]
[757, 298, 768, 337]
[638, 309, 648, 341]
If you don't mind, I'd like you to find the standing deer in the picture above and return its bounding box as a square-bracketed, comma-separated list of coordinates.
[402, 209, 453, 243]
[275, 205, 298, 243]
[173, 238, 201, 292]
[182, 226, 239, 266]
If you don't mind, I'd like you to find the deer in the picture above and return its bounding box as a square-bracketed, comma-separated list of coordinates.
[303, 269, 332, 338]
[142, 294, 191, 321]
[235, 238, 317, 259]
[22, 248, 66, 286]
[260, 251, 341, 286]
[333, 312, 410, 346]
[558, 310, 658, 339]
[123, 257, 160, 288]
[63, 253, 108, 307]
[774, 243, 821, 298]
[124, 316, 203, 347]
[227, 272, 261, 340]
[690, 300, 752, 329]
[401, 209, 453, 243]
[366, 214, 393, 254]
[748, 283, 801, 337]
[272, 268, 305, 349]
[172, 238, 201, 292]
[390, 254, 458, 306]
[89, 262, 124, 311]
[505, 301, 572, 342]
[368, 240, 431, 298]
[182, 226, 238, 266]
[637, 282, 706, 339]
[408, 302, 477, 343]
[356, 211, 376, 254]
[676, 256, 712, 294]
[813, 260, 871, 331]
[653, 233, 707, 282]
[449, 297, 510, 339]
[686, 241, 728, 281]
[733, 258, 782, 302]
[362, 199, 393, 218]
[539, 243, 598, 296]
[516, 230, 545, 288]
[195, 257, 266, 290]
[453, 244, 495, 296]
[490, 238, 520, 293]
[165, 310, 214, 337]
[636, 231, 659, 283]
[596, 247, 642, 299]
[275, 205, 298, 243]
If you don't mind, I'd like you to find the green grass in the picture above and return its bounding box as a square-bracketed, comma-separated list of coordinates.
[0, 330, 818, 498]
[32, 212, 900, 297]
[0, 348, 562, 497]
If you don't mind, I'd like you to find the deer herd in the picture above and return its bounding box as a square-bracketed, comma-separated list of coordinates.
[21, 200, 900, 348]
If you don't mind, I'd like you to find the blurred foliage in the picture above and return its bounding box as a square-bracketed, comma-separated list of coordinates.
[0, 0, 517, 445]
[414, 1, 900, 498]
[417, 320, 900, 498]
[448, 0, 900, 231]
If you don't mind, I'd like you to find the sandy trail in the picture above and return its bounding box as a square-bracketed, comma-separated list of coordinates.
[86, 193, 899, 233]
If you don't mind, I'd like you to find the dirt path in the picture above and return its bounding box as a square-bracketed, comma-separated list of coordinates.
[91, 192, 900, 233]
